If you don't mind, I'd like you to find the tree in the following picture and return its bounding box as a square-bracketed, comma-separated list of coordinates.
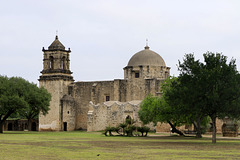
[176, 52, 240, 143]
[164, 56, 209, 138]
[0, 76, 51, 133]
[19, 85, 51, 131]
[139, 77, 187, 136]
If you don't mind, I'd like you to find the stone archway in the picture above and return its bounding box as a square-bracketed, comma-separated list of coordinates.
[31, 122, 37, 131]
[125, 115, 133, 124]
[8, 123, 13, 131]
[126, 115, 132, 121]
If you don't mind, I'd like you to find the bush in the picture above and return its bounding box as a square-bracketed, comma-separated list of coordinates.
[137, 126, 150, 136]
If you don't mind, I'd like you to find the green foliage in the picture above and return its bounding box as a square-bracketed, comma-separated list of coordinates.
[104, 120, 149, 137]
[0, 76, 51, 132]
[175, 52, 240, 143]
[137, 126, 150, 136]
[104, 126, 116, 136]
[138, 77, 188, 136]
[20, 85, 51, 121]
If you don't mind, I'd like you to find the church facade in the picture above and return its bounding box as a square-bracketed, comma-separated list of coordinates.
[38, 36, 170, 131]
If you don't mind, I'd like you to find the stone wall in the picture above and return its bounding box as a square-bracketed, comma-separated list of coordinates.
[124, 66, 170, 80]
[39, 79, 72, 131]
[61, 95, 76, 131]
[87, 100, 142, 131]
[71, 81, 115, 130]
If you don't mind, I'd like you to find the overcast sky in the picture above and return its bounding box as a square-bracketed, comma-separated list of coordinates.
[1, 0, 240, 84]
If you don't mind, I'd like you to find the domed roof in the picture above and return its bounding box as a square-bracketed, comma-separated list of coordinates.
[48, 36, 65, 50]
[127, 46, 166, 67]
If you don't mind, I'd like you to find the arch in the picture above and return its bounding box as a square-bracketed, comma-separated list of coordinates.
[62, 56, 67, 70]
[125, 115, 132, 124]
[49, 56, 54, 69]
[126, 115, 132, 120]
[8, 123, 13, 131]
[31, 122, 37, 131]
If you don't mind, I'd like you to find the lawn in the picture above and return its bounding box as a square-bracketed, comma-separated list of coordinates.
[0, 131, 239, 160]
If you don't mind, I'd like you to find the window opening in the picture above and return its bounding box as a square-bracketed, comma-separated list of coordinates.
[106, 96, 110, 101]
[135, 72, 139, 78]
[49, 56, 54, 69]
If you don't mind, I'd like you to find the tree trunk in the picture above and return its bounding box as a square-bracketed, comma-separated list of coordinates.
[211, 116, 217, 143]
[0, 111, 14, 134]
[0, 121, 3, 133]
[168, 121, 185, 136]
[196, 117, 202, 138]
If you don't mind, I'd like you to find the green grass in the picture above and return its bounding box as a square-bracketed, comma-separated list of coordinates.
[0, 131, 240, 160]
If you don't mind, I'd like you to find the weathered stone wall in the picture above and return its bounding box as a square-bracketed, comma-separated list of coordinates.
[43, 50, 70, 71]
[71, 81, 115, 130]
[125, 78, 164, 101]
[39, 79, 72, 131]
[124, 66, 170, 80]
[87, 101, 143, 131]
[61, 95, 76, 131]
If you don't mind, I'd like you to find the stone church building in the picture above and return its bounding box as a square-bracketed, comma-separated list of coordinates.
[38, 36, 170, 131]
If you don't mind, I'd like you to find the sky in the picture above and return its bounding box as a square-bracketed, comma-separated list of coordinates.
[1, 0, 240, 84]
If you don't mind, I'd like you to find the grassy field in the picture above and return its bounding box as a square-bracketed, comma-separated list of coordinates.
[0, 131, 240, 160]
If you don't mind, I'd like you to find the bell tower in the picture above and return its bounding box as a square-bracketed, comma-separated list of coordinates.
[39, 35, 74, 131]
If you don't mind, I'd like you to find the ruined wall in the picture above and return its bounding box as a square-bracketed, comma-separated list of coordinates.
[87, 101, 142, 131]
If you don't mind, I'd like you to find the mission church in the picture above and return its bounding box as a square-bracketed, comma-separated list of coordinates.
[38, 36, 171, 132]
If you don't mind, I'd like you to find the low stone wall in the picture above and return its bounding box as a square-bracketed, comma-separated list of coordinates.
[87, 100, 144, 131]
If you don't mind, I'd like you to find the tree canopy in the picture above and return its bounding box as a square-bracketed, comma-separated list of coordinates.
[139, 52, 240, 143]
[139, 77, 188, 136]
[173, 52, 240, 143]
[0, 76, 51, 133]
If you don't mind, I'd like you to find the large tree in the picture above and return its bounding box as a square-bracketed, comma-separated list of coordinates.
[139, 77, 188, 136]
[176, 52, 240, 143]
[164, 55, 209, 138]
[19, 84, 51, 131]
[0, 76, 51, 133]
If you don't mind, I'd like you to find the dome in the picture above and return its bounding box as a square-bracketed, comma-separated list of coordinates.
[127, 46, 166, 67]
[48, 36, 65, 50]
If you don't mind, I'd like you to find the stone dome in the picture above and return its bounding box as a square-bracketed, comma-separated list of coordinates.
[127, 46, 166, 67]
[48, 36, 65, 50]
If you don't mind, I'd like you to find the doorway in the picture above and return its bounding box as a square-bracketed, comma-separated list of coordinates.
[31, 122, 37, 131]
[63, 122, 67, 131]
[8, 123, 13, 131]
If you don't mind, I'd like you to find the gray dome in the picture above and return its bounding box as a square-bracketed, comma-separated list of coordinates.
[127, 46, 166, 67]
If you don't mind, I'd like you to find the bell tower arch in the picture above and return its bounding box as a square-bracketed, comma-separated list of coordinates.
[39, 35, 74, 131]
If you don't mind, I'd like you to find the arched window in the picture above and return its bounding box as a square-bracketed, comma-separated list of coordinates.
[49, 56, 54, 69]
[62, 56, 66, 70]
[125, 115, 132, 124]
